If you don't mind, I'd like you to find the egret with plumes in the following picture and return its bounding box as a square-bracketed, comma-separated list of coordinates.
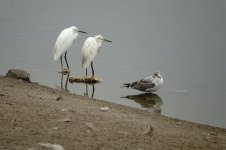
[54, 26, 87, 73]
[81, 35, 112, 78]
[122, 71, 164, 93]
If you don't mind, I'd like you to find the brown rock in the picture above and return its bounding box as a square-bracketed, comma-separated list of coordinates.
[5, 69, 30, 82]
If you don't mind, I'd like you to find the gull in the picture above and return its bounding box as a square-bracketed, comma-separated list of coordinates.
[122, 71, 163, 93]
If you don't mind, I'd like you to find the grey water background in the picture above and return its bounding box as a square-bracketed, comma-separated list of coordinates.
[0, 0, 225, 128]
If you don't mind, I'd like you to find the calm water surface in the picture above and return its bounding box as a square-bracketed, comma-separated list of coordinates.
[0, 0, 225, 128]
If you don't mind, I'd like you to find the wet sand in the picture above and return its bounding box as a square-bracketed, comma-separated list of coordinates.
[0, 73, 226, 150]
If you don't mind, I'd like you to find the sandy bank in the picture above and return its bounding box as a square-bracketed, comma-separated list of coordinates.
[0, 72, 225, 149]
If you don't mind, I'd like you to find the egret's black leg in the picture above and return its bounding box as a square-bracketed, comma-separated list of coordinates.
[64, 51, 69, 69]
[60, 56, 63, 69]
[91, 61, 94, 77]
[85, 69, 88, 77]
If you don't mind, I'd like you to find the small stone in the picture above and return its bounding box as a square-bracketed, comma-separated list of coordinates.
[52, 127, 59, 130]
[6, 69, 30, 82]
[61, 108, 68, 112]
[38, 143, 65, 150]
[100, 107, 109, 111]
[6, 102, 13, 105]
[143, 125, 154, 136]
[0, 93, 5, 96]
[56, 96, 62, 101]
[176, 122, 182, 125]
[85, 122, 99, 131]
[58, 118, 71, 122]
[210, 132, 217, 136]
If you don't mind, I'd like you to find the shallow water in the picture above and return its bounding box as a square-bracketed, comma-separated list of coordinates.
[0, 0, 225, 128]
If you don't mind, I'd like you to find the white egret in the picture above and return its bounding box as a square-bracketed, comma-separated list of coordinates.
[54, 26, 87, 73]
[81, 35, 112, 77]
[122, 71, 164, 93]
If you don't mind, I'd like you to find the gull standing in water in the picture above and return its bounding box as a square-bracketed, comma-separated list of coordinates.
[81, 35, 112, 78]
[54, 26, 87, 73]
[122, 71, 164, 93]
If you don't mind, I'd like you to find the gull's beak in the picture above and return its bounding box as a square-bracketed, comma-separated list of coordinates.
[103, 39, 112, 43]
[157, 74, 161, 79]
[78, 30, 88, 34]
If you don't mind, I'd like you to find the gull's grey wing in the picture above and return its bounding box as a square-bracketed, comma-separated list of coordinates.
[140, 76, 154, 83]
[123, 75, 156, 92]
[131, 80, 155, 92]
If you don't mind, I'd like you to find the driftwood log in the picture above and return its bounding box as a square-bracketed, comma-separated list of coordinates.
[69, 76, 102, 84]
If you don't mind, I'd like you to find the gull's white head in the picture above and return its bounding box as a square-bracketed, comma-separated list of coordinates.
[153, 70, 162, 79]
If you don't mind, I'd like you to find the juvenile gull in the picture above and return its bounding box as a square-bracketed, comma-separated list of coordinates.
[122, 71, 163, 93]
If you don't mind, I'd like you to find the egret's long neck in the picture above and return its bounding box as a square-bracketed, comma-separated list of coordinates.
[73, 32, 79, 40]
[96, 41, 103, 50]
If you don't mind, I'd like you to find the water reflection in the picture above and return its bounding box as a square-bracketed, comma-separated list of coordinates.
[84, 83, 95, 98]
[68, 76, 96, 98]
[60, 73, 70, 91]
[122, 93, 163, 114]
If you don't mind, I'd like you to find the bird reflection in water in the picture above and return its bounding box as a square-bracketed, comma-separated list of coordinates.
[67, 76, 97, 98]
[84, 83, 95, 98]
[60, 72, 70, 91]
[122, 93, 163, 114]
[59, 73, 96, 98]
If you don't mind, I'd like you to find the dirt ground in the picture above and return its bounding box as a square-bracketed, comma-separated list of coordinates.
[0, 75, 226, 150]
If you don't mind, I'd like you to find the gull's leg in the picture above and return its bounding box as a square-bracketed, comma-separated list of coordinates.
[91, 61, 95, 78]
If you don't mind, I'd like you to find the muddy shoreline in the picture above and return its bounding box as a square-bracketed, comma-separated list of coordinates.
[0, 72, 225, 149]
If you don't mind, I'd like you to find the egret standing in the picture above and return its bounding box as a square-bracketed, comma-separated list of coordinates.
[81, 35, 112, 78]
[54, 26, 87, 73]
